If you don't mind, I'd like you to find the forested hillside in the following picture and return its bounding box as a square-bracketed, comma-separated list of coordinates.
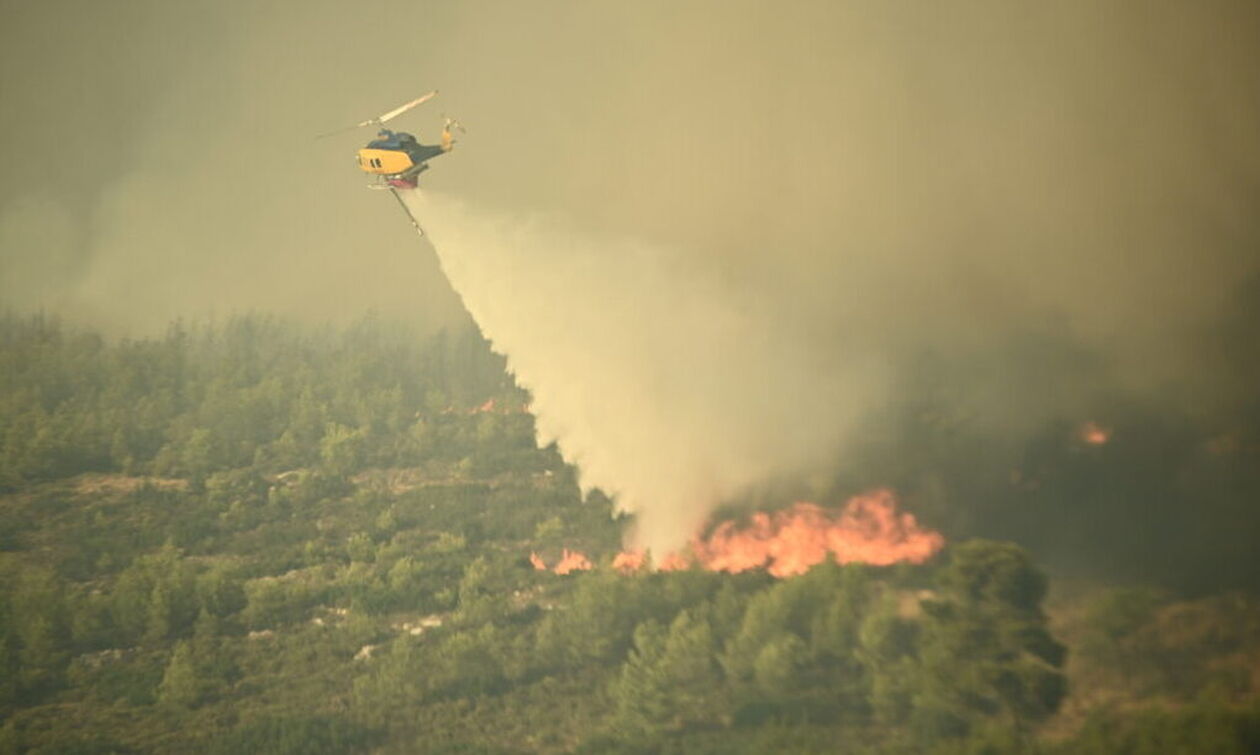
[0, 315, 1256, 754]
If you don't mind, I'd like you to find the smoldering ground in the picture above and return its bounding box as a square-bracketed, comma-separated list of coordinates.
[2, 1, 1258, 586]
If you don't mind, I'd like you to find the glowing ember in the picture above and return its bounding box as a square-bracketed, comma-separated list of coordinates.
[616, 489, 944, 578]
[552, 548, 593, 575]
[529, 551, 547, 571]
[1079, 421, 1111, 445]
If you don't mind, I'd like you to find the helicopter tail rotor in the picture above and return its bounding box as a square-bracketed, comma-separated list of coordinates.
[440, 114, 465, 152]
[442, 114, 466, 133]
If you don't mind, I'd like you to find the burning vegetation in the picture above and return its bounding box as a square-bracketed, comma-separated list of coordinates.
[609, 490, 944, 577]
[4, 316, 1258, 752]
[540, 491, 942, 579]
[531, 548, 593, 575]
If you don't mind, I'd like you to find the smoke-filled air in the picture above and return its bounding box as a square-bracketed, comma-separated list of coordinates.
[378, 0, 1260, 566]
[4, 1, 1260, 751]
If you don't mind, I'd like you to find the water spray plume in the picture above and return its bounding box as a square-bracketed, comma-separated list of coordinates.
[406, 190, 883, 554]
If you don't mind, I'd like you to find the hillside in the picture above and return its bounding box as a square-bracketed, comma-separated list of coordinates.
[0, 314, 1257, 754]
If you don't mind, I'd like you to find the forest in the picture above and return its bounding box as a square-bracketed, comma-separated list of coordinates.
[0, 313, 1257, 754]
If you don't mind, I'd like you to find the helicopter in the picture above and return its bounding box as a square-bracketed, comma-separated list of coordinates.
[321, 90, 461, 235]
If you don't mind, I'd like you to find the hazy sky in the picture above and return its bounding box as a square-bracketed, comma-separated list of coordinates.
[3, 1, 1257, 343]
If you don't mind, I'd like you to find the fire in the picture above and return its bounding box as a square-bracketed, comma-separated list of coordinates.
[536, 492, 942, 579]
[533, 548, 594, 575]
[612, 550, 645, 573]
[617, 489, 944, 578]
[1078, 420, 1110, 446]
[552, 548, 593, 575]
[697, 490, 943, 576]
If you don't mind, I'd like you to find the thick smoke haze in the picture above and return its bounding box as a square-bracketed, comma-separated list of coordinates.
[2, 2, 1258, 582]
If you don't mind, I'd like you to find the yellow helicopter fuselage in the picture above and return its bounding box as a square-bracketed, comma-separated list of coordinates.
[357, 148, 416, 176]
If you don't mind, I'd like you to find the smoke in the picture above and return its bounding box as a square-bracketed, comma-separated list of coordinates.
[0, 195, 78, 311]
[3, 0, 1259, 582]
[409, 191, 884, 552]
[5, 1, 1257, 357]
[401, 1, 1260, 558]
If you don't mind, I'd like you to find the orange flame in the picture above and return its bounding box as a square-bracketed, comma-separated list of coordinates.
[552, 548, 593, 575]
[529, 551, 547, 571]
[612, 550, 645, 573]
[617, 490, 944, 578]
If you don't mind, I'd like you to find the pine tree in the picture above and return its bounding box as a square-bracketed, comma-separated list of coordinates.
[612, 611, 727, 735]
[612, 620, 670, 736]
[145, 581, 173, 645]
[158, 641, 201, 708]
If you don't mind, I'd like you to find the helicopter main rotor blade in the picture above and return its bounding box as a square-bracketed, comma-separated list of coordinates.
[373, 90, 438, 126]
[315, 90, 438, 139]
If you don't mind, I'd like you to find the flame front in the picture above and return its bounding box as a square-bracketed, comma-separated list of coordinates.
[552, 548, 593, 575]
[612, 550, 645, 573]
[531, 549, 593, 574]
[618, 489, 944, 577]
